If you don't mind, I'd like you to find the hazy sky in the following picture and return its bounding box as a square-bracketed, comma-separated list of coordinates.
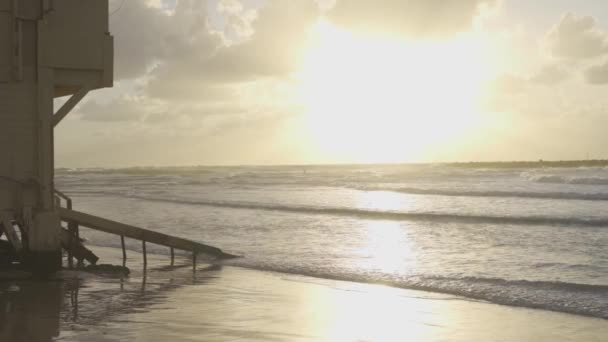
[55, 0, 608, 167]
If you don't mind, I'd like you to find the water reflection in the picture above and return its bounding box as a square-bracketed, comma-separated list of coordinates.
[2, 265, 607, 341]
[356, 190, 411, 212]
[352, 191, 418, 274]
[312, 283, 441, 341]
[0, 264, 222, 342]
[357, 220, 417, 274]
[0, 281, 62, 342]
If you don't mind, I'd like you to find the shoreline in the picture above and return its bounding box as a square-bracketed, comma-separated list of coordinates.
[55, 158, 608, 172]
[1, 246, 608, 341]
[221, 263, 608, 321]
[52, 241, 608, 321]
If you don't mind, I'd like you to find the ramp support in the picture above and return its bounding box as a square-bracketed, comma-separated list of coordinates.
[58, 208, 238, 267]
[120, 235, 126, 266]
[142, 240, 147, 269]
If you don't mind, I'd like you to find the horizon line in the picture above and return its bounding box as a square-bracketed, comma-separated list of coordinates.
[55, 159, 608, 170]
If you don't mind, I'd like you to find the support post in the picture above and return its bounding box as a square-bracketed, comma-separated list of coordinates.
[192, 252, 197, 272]
[74, 223, 82, 268]
[67, 221, 78, 269]
[142, 240, 147, 269]
[12, 2, 23, 81]
[170, 247, 174, 266]
[59, 228, 98, 265]
[67, 234, 73, 269]
[1, 213, 22, 252]
[120, 235, 126, 266]
[51, 85, 90, 127]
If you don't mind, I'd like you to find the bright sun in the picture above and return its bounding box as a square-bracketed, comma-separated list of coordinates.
[297, 21, 492, 163]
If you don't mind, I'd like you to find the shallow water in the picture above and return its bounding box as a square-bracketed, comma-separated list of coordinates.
[56, 164, 608, 319]
[4, 249, 607, 342]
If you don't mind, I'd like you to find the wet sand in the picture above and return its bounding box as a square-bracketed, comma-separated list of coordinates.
[1, 246, 607, 341]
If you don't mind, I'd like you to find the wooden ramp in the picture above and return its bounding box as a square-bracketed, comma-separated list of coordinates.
[58, 208, 238, 260]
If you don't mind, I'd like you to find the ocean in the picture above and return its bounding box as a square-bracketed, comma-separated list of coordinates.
[55, 163, 608, 319]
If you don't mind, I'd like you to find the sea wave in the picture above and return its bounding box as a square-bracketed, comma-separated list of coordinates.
[118, 194, 608, 228]
[80, 231, 608, 320]
[523, 172, 608, 185]
[221, 260, 608, 319]
[376, 187, 608, 201]
[82, 235, 608, 320]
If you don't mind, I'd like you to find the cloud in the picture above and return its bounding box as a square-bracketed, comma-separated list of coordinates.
[490, 73, 528, 94]
[545, 13, 608, 59]
[482, 72, 558, 115]
[584, 60, 608, 84]
[77, 96, 167, 122]
[78, 0, 314, 141]
[148, 0, 318, 93]
[109, 0, 223, 80]
[145, 71, 237, 102]
[326, 0, 496, 37]
[529, 65, 568, 85]
[109, 1, 172, 79]
[113, 0, 319, 103]
[215, 0, 258, 40]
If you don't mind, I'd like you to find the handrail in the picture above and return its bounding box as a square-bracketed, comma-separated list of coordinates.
[58, 208, 238, 259]
[53, 188, 80, 268]
[0, 175, 26, 184]
[53, 188, 72, 210]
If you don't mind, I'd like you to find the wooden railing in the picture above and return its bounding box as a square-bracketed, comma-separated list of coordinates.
[57, 207, 238, 270]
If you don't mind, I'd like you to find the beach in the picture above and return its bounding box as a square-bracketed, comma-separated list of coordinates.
[3, 164, 608, 341]
[2, 0, 607, 340]
[49, 165, 608, 320]
[1, 246, 607, 341]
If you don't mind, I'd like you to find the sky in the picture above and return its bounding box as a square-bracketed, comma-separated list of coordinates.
[55, 0, 608, 167]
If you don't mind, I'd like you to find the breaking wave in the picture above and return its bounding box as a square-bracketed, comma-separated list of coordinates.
[379, 187, 608, 201]
[120, 194, 608, 228]
[523, 173, 608, 185]
[223, 259, 608, 319]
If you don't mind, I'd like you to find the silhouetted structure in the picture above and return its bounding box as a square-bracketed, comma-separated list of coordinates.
[0, 0, 112, 273]
[0, 0, 233, 274]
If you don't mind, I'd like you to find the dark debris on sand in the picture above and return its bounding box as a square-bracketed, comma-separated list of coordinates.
[83, 264, 130, 277]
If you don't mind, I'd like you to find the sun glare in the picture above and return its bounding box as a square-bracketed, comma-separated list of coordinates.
[297, 21, 492, 163]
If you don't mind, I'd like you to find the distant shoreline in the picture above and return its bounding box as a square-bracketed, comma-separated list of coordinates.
[445, 160, 608, 168]
[56, 159, 608, 171]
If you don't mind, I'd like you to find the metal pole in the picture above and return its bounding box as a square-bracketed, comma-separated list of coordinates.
[67, 231, 73, 269]
[170, 247, 174, 266]
[67, 221, 78, 269]
[75, 222, 83, 268]
[142, 240, 147, 269]
[120, 235, 126, 266]
[192, 252, 196, 271]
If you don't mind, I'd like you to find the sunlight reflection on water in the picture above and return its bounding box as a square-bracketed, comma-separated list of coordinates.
[356, 190, 411, 212]
[353, 191, 417, 274]
[356, 220, 417, 274]
[314, 282, 440, 342]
